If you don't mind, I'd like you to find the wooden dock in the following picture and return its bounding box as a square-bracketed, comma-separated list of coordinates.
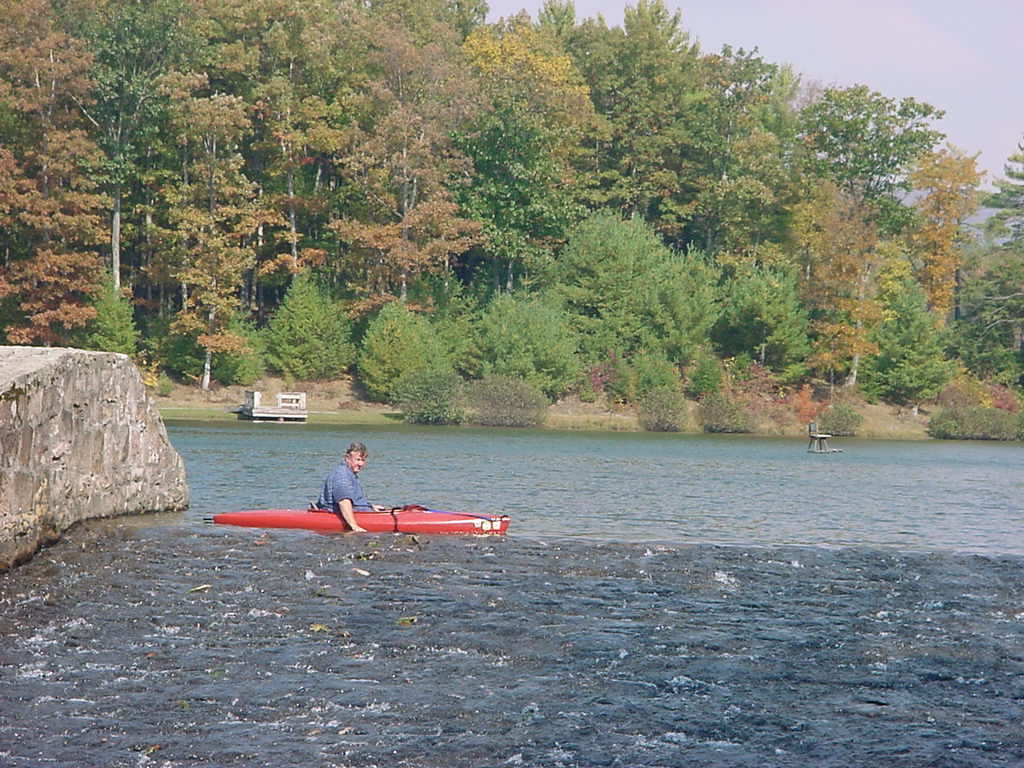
[236, 391, 308, 422]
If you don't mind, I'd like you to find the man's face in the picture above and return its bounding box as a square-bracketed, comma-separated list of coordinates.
[345, 452, 367, 473]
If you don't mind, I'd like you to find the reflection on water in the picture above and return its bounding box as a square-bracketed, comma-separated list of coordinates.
[169, 421, 1024, 555]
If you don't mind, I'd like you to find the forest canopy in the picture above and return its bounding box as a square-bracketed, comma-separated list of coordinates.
[1, 0, 1021, 427]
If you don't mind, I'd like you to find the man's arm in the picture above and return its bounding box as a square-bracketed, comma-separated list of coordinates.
[339, 498, 366, 533]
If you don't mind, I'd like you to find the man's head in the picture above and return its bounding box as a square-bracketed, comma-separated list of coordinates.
[344, 441, 368, 473]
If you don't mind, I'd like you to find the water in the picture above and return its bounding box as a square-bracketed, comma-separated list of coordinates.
[177, 421, 1024, 555]
[1, 423, 1023, 767]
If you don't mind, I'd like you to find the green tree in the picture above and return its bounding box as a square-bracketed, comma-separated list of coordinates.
[951, 252, 1024, 386]
[685, 48, 796, 261]
[211, 313, 265, 386]
[357, 301, 450, 403]
[566, 0, 701, 224]
[606, 347, 679, 403]
[547, 211, 719, 364]
[264, 272, 356, 380]
[799, 84, 944, 235]
[713, 265, 809, 375]
[986, 136, 1024, 247]
[685, 347, 722, 398]
[537, 0, 576, 40]
[63, 0, 197, 291]
[474, 294, 580, 400]
[83, 280, 139, 355]
[861, 280, 953, 410]
[457, 15, 593, 290]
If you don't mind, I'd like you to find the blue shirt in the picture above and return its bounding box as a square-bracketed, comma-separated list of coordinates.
[317, 461, 371, 512]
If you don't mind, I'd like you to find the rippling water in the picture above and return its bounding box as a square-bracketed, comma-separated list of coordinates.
[2, 422, 1023, 767]
[175, 421, 1024, 555]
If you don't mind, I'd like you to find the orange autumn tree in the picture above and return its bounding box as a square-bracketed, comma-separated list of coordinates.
[0, 0, 106, 345]
[909, 144, 983, 322]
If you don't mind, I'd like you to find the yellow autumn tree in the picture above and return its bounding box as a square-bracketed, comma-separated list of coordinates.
[909, 144, 983, 322]
[159, 74, 282, 390]
[792, 181, 883, 389]
[458, 13, 597, 287]
[329, 19, 481, 303]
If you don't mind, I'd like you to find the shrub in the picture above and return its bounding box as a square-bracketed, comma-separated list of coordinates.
[358, 302, 449, 403]
[818, 402, 863, 436]
[927, 406, 1019, 441]
[211, 315, 265, 386]
[1019, 411, 1024, 441]
[394, 370, 465, 425]
[264, 273, 356, 380]
[163, 332, 205, 380]
[986, 383, 1020, 413]
[698, 391, 751, 433]
[155, 372, 174, 398]
[638, 386, 688, 432]
[606, 350, 679, 404]
[790, 383, 825, 424]
[685, 349, 722, 398]
[580, 358, 616, 402]
[937, 373, 987, 410]
[467, 375, 548, 427]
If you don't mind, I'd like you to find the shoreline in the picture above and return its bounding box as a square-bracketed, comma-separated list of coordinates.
[153, 376, 933, 440]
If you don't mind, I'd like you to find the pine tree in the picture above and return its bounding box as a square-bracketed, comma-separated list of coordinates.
[862, 281, 953, 411]
[264, 272, 356, 380]
[84, 281, 139, 356]
[986, 137, 1024, 246]
[357, 302, 449, 403]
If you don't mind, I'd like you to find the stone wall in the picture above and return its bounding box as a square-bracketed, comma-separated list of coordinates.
[0, 346, 189, 568]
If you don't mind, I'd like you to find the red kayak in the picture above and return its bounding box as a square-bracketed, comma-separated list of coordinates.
[208, 505, 510, 535]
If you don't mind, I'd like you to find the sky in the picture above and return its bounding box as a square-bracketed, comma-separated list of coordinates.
[485, 0, 1023, 188]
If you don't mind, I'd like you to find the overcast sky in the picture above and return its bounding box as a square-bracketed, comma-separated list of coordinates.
[486, 0, 1023, 188]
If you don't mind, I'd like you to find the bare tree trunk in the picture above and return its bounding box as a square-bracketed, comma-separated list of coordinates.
[111, 185, 122, 290]
[287, 167, 298, 263]
[200, 307, 215, 391]
[844, 353, 860, 389]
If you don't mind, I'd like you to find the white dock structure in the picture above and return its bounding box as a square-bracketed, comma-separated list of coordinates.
[237, 390, 308, 422]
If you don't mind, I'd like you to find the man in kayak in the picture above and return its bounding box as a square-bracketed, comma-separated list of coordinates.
[316, 441, 385, 532]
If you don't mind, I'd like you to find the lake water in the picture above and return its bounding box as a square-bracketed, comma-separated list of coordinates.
[2, 422, 1023, 767]
[176, 421, 1024, 555]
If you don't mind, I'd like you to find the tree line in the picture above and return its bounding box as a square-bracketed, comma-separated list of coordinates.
[1, 0, 1022, 434]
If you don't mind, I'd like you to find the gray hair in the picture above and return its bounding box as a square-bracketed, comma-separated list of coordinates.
[345, 441, 368, 457]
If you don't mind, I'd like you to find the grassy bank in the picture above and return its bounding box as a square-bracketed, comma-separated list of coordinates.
[154, 376, 932, 439]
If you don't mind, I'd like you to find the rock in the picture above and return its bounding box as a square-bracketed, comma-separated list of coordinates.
[0, 346, 188, 568]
